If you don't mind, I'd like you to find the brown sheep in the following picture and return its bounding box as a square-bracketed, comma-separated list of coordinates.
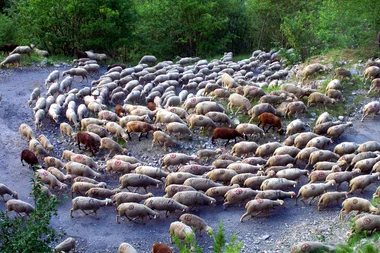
[257, 112, 284, 134]
[334, 67, 352, 80]
[73, 131, 99, 155]
[21, 149, 40, 169]
[211, 127, 246, 147]
[115, 104, 125, 117]
[126, 121, 161, 141]
[151, 243, 172, 253]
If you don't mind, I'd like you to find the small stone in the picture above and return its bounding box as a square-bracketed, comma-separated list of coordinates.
[352, 92, 356, 95]
[338, 116, 344, 121]
[262, 235, 270, 240]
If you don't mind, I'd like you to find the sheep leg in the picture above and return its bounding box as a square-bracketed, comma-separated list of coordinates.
[224, 139, 230, 147]
[81, 209, 89, 215]
[138, 133, 143, 141]
[127, 131, 132, 140]
[0, 195, 5, 202]
[308, 196, 316, 205]
[93, 210, 99, 219]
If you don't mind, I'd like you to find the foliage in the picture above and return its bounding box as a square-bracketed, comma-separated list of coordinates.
[277, 48, 302, 66]
[0, 13, 15, 44]
[336, 231, 380, 253]
[172, 220, 242, 253]
[0, 178, 63, 252]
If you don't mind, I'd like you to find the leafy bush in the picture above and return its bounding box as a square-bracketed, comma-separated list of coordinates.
[0, 178, 64, 252]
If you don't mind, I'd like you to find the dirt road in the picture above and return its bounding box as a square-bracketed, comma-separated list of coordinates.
[0, 66, 378, 252]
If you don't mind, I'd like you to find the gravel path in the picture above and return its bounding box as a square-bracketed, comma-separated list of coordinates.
[0, 66, 378, 253]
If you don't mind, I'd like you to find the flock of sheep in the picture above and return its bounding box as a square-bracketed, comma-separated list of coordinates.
[2, 46, 380, 252]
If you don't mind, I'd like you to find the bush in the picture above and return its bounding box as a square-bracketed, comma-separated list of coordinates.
[0, 178, 64, 252]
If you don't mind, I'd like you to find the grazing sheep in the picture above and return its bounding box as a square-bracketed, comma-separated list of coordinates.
[180, 213, 212, 235]
[364, 66, 380, 81]
[155, 109, 185, 125]
[29, 138, 49, 157]
[10, 46, 31, 56]
[307, 92, 335, 107]
[118, 243, 138, 253]
[317, 191, 348, 210]
[0, 184, 18, 201]
[334, 67, 352, 80]
[152, 131, 177, 151]
[53, 237, 76, 253]
[228, 93, 251, 114]
[99, 137, 128, 160]
[351, 214, 380, 234]
[116, 202, 158, 223]
[248, 103, 279, 123]
[37, 134, 54, 152]
[211, 127, 246, 147]
[221, 73, 238, 89]
[21, 149, 40, 169]
[368, 78, 380, 94]
[169, 221, 195, 243]
[240, 199, 284, 222]
[302, 63, 326, 82]
[65, 161, 101, 179]
[70, 196, 112, 219]
[187, 114, 216, 131]
[285, 101, 307, 118]
[6, 199, 34, 217]
[296, 180, 335, 205]
[291, 241, 335, 253]
[60, 123, 74, 137]
[257, 112, 283, 134]
[325, 88, 343, 101]
[126, 121, 161, 141]
[340, 197, 380, 220]
[348, 173, 380, 194]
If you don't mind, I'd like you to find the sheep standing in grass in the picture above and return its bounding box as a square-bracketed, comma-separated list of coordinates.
[169, 221, 195, 243]
[10, 46, 31, 57]
[302, 63, 326, 82]
[228, 93, 251, 114]
[0, 53, 21, 68]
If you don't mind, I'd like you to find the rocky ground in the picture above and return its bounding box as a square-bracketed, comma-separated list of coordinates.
[0, 63, 379, 253]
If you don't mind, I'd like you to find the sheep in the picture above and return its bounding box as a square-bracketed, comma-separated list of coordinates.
[255, 142, 282, 158]
[231, 141, 259, 157]
[37, 134, 54, 152]
[161, 153, 198, 170]
[358, 141, 380, 153]
[248, 103, 279, 123]
[47, 167, 72, 183]
[33, 97, 46, 113]
[204, 111, 232, 127]
[154, 109, 185, 125]
[327, 122, 353, 140]
[348, 173, 380, 194]
[313, 121, 342, 135]
[72, 131, 99, 155]
[351, 214, 380, 234]
[293, 132, 319, 149]
[86, 124, 108, 138]
[0, 184, 18, 201]
[211, 127, 246, 147]
[144, 197, 188, 217]
[151, 131, 177, 151]
[126, 121, 161, 141]
[227, 93, 251, 114]
[196, 149, 222, 162]
[113, 192, 153, 206]
[213, 159, 236, 169]
[266, 154, 295, 167]
[296, 180, 335, 205]
[340, 197, 380, 220]
[273, 146, 301, 157]
[325, 88, 343, 101]
[118, 243, 138, 253]
[70, 153, 102, 171]
[61, 150, 75, 161]
[60, 122, 74, 138]
[165, 107, 189, 120]
[179, 213, 212, 235]
[70, 196, 112, 219]
[235, 123, 264, 139]
[223, 188, 259, 209]
[317, 191, 348, 210]
[257, 112, 283, 134]
[53, 237, 76, 253]
[32, 109, 45, 130]
[172, 191, 216, 210]
[21, 149, 40, 169]
[164, 172, 199, 187]
[302, 63, 326, 82]
[116, 202, 158, 223]
[221, 73, 238, 89]
[28, 87, 40, 107]
[169, 221, 195, 243]
[210, 88, 230, 98]
[350, 151, 378, 168]
[368, 78, 380, 94]
[354, 157, 380, 173]
[307, 150, 339, 167]
[29, 138, 49, 157]
[280, 83, 315, 98]
[285, 101, 307, 118]
[334, 67, 352, 80]
[326, 79, 341, 91]
[363, 66, 380, 81]
[36, 169, 68, 190]
[65, 161, 101, 179]
[290, 241, 335, 253]
[135, 166, 169, 182]
[119, 174, 162, 193]
[45, 70, 60, 88]
[19, 123, 35, 140]
[276, 168, 308, 182]
[178, 164, 214, 175]
[48, 103, 61, 123]
[112, 155, 143, 164]
[106, 122, 129, 140]
[305, 136, 333, 149]
[183, 177, 223, 191]
[240, 199, 284, 222]
[307, 92, 335, 107]
[59, 76, 74, 93]
[259, 94, 285, 106]
[182, 96, 213, 111]
[63, 68, 88, 82]
[295, 147, 319, 164]
[6, 199, 34, 217]
[255, 190, 295, 200]
[120, 115, 151, 128]
[10, 46, 31, 57]
[260, 178, 297, 191]
[80, 118, 107, 130]
[85, 187, 119, 199]
[106, 159, 138, 175]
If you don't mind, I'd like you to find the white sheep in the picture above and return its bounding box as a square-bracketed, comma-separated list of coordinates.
[45, 70, 60, 88]
[10, 46, 31, 56]
[77, 104, 89, 121]
[27, 87, 41, 107]
[59, 76, 73, 93]
[31, 44, 49, 57]
[228, 93, 252, 114]
[34, 109, 45, 130]
[70, 196, 112, 219]
[99, 137, 128, 160]
[63, 68, 88, 82]
[0, 53, 21, 68]
[6, 199, 34, 217]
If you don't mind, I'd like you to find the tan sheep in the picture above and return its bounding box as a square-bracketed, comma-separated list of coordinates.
[373, 186, 380, 200]
[119, 174, 162, 193]
[113, 192, 153, 206]
[144, 196, 188, 216]
[164, 184, 196, 198]
[106, 122, 129, 140]
[327, 122, 353, 140]
[53, 237, 76, 253]
[368, 78, 380, 94]
[172, 191, 216, 210]
[361, 101, 380, 121]
[195, 101, 225, 115]
[255, 190, 295, 200]
[196, 149, 222, 162]
[166, 122, 193, 139]
[135, 166, 168, 181]
[63, 68, 88, 82]
[243, 171, 275, 190]
[316, 112, 332, 125]
[179, 213, 212, 235]
[221, 73, 238, 89]
[187, 114, 216, 131]
[61, 150, 75, 161]
[223, 188, 259, 209]
[152, 131, 177, 151]
[261, 178, 297, 191]
[351, 214, 380, 234]
[164, 172, 199, 187]
[86, 187, 120, 199]
[295, 147, 319, 163]
[165, 107, 189, 119]
[155, 109, 185, 125]
[273, 146, 301, 157]
[70, 153, 102, 171]
[70, 181, 106, 198]
[317, 191, 348, 210]
[36, 169, 67, 190]
[228, 93, 251, 114]
[19, 123, 35, 140]
[60, 122, 74, 137]
[350, 151, 378, 167]
[73, 176, 100, 184]
[169, 221, 195, 243]
[183, 178, 222, 191]
[99, 137, 128, 160]
[357, 140, 380, 153]
[6, 199, 34, 217]
[106, 159, 139, 175]
[276, 168, 309, 182]
[205, 111, 232, 127]
[65, 161, 102, 179]
[99, 110, 120, 122]
[308, 170, 334, 184]
[305, 136, 333, 149]
[349, 173, 380, 194]
[240, 199, 284, 222]
[340, 197, 380, 220]
[116, 202, 158, 223]
[0, 53, 21, 68]
[307, 150, 339, 167]
[235, 123, 264, 139]
[161, 153, 198, 170]
[364, 66, 380, 81]
[290, 241, 335, 253]
[307, 92, 335, 107]
[205, 184, 239, 199]
[296, 180, 335, 205]
[34, 109, 45, 130]
[255, 142, 282, 158]
[37, 134, 54, 152]
[206, 169, 237, 184]
[285, 101, 307, 118]
[118, 243, 137, 253]
[0, 183, 18, 201]
[302, 63, 326, 82]
[333, 142, 359, 156]
[266, 154, 295, 167]
[70, 196, 112, 219]
[44, 156, 65, 170]
[354, 157, 380, 173]
[47, 167, 72, 183]
[231, 141, 259, 157]
[80, 118, 107, 130]
[112, 155, 143, 164]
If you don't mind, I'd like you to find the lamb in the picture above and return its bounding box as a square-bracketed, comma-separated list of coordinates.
[118, 243, 138, 253]
[339, 197, 380, 220]
[36, 169, 68, 190]
[119, 174, 162, 193]
[172, 191, 216, 210]
[363, 66, 380, 81]
[169, 221, 195, 243]
[187, 114, 216, 131]
[231, 141, 259, 157]
[223, 188, 259, 209]
[248, 103, 279, 123]
[53, 237, 76, 253]
[296, 180, 335, 205]
[290, 241, 335, 253]
[161, 153, 198, 170]
[307, 92, 335, 107]
[70, 196, 112, 219]
[144, 197, 188, 217]
[0, 183, 18, 201]
[227, 93, 251, 114]
[45, 70, 60, 88]
[317, 191, 348, 210]
[6, 199, 34, 217]
[348, 173, 380, 194]
[179, 213, 212, 235]
[65, 161, 101, 179]
[19, 123, 35, 140]
[261, 178, 297, 191]
[29, 138, 49, 157]
[106, 159, 138, 175]
[10, 46, 31, 56]
[126, 121, 161, 141]
[63, 68, 88, 82]
[285, 101, 307, 118]
[211, 127, 246, 147]
[240, 199, 284, 222]
[257, 112, 283, 134]
[255, 142, 282, 158]
[116, 202, 158, 223]
[351, 214, 380, 234]
[21, 149, 40, 169]
[47, 167, 72, 183]
[302, 63, 326, 82]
